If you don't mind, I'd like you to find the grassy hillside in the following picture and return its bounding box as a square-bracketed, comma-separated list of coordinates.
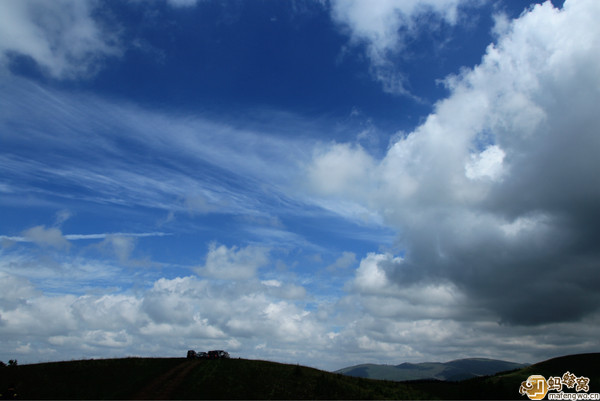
[1, 353, 597, 399]
[336, 358, 528, 381]
[0, 357, 427, 400]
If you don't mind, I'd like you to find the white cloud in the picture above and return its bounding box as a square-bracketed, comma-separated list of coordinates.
[262, 281, 307, 301]
[22, 225, 70, 250]
[351, 252, 399, 294]
[184, 193, 221, 214]
[0, 0, 120, 79]
[329, 0, 467, 95]
[167, 0, 199, 7]
[0, 270, 329, 367]
[196, 242, 270, 280]
[71, 294, 144, 331]
[99, 235, 137, 265]
[308, 143, 376, 198]
[330, 0, 463, 60]
[54, 209, 73, 226]
[0, 271, 39, 310]
[464, 145, 505, 181]
[1, 250, 599, 371]
[142, 278, 203, 326]
[326, 251, 357, 271]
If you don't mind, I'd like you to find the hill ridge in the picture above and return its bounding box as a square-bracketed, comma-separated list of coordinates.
[336, 357, 529, 382]
[1, 353, 597, 399]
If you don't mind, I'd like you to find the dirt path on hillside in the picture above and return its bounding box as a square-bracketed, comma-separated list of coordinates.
[132, 360, 199, 400]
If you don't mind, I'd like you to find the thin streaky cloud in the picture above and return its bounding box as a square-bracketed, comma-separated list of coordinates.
[1, 232, 172, 243]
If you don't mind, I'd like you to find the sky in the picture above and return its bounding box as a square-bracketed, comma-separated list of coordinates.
[1, 0, 599, 371]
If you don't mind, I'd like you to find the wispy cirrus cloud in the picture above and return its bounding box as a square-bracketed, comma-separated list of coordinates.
[0, 78, 316, 220]
[1, 231, 171, 243]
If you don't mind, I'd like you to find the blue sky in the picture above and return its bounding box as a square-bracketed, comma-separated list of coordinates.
[1, 0, 599, 371]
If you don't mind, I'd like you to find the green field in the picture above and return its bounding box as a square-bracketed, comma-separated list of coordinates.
[0, 353, 598, 399]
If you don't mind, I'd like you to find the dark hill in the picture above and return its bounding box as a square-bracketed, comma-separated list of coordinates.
[1, 353, 597, 399]
[0, 357, 427, 400]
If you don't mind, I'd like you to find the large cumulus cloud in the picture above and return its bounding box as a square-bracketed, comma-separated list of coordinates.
[309, 0, 600, 325]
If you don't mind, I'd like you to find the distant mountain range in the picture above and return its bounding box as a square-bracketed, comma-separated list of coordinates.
[336, 358, 529, 382]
